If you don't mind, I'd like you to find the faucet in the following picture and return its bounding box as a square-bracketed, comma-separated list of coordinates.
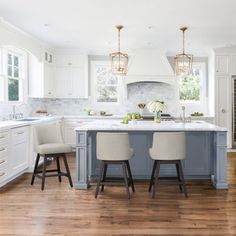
[9, 105, 23, 120]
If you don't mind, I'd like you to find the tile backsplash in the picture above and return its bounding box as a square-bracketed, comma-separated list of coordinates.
[0, 82, 181, 119]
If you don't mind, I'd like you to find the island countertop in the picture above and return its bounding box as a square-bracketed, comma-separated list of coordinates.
[75, 120, 227, 132]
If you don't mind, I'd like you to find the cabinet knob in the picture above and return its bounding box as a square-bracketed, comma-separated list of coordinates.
[221, 108, 226, 113]
[68, 62, 72, 66]
[0, 172, 6, 177]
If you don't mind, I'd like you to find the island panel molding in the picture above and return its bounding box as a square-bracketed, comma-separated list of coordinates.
[75, 120, 228, 190]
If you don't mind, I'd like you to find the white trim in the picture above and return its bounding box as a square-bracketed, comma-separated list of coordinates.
[0, 46, 28, 104]
[90, 60, 124, 108]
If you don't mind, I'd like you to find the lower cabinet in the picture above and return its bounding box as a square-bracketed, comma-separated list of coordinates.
[0, 126, 29, 188]
[63, 118, 92, 148]
[10, 126, 29, 176]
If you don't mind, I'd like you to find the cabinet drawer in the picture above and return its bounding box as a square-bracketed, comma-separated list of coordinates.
[0, 144, 9, 158]
[0, 168, 8, 181]
[0, 156, 8, 170]
[0, 131, 10, 144]
[64, 119, 91, 127]
[12, 127, 28, 144]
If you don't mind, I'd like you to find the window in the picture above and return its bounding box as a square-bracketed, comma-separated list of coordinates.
[91, 61, 121, 104]
[179, 63, 206, 103]
[0, 47, 27, 103]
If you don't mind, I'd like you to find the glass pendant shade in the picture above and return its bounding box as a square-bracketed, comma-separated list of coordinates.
[110, 25, 128, 76]
[175, 27, 193, 76]
[175, 53, 193, 76]
[110, 51, 128, 75]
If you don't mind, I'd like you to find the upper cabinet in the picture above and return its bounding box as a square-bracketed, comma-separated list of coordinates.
[231, 55, 236, 75]
[28, 51, 88, 99]
[54, 54, 88, 98]
[28, 53, 54, 98]
[215, 55, 230, 75]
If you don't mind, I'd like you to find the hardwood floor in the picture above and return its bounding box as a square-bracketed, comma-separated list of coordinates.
[0, 153, 236, 236]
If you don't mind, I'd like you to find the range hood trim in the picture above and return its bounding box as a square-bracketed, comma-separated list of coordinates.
[125, 75, 175, 85]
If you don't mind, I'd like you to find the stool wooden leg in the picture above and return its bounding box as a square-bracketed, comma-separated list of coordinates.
[126, 161, 135, 192]
[31, 154, 40, 185]
[101, 163, 107, 192]
[149, 160, 157, 192]
[152, 161, 160, 199]
[95, 161, 105, 198]
[178, 161, 188, 198]
[176, 163, 183, 192]
[41, 156, 47, 191]
[122, 162, 130, 199]
[62, 154, 73, 187]
[56, 157, 62, 182]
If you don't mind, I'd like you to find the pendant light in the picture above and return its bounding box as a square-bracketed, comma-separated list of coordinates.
[175, 27, 193, 76]
[110, 25, 128, 76]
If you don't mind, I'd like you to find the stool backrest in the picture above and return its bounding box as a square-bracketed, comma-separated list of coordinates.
[96, 132, 132, 161]
[34, 123, 63, 149]
[151, 132, 186, 160]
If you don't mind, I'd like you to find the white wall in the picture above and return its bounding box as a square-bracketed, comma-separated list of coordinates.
[0, 18, 53, 120]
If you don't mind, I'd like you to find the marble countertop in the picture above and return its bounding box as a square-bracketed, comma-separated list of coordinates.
[0, 116, 61, 131]
[75, 120, 227, 132]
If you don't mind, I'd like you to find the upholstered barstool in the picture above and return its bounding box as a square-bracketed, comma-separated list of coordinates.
[148, 132, 188, 198]
[95, 132, 135, 199]
[31, 123, 73, 190]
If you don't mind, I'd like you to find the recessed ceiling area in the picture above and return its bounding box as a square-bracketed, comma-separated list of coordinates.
[0, 0, 236, 55]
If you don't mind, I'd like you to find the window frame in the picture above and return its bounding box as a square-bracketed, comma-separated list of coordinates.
[0, 46, 27, 104]
[90, 60, 124, 107]
[179, 62, 207, 104]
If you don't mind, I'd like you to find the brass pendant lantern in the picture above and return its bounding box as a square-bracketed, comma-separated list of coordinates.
[175, 27, 193, 76]
[110, 25, 128, 76]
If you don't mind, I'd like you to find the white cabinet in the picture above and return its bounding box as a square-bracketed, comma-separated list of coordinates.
[63, 118, 90, 148]
[0, 130, 10, 187]
[28, 53, 54, 98]
[215, 76, 231, 147]
[215, 55, 230, 75]
[54, 54, 88, 98]
[231, 55, 236, 75]
[10, 126, 29, 175]
[0, 126, 29, 188]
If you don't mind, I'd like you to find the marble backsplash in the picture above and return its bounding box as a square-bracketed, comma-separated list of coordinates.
[0, 82, 181, 120]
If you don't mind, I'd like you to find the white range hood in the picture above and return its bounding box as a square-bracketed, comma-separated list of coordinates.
[126, 49, 175, 84]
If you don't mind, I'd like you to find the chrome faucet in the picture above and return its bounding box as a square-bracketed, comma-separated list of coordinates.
[9, 105, 23, 120]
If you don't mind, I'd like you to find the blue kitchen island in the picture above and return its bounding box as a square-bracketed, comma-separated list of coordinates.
[75, 120, 228, 190]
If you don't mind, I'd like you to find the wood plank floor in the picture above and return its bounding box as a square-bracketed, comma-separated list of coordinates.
[0, 153, 236, 236]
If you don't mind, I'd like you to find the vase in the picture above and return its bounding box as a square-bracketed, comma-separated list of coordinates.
[154, 111, 161, 123]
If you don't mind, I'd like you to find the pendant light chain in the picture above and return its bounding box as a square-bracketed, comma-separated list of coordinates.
[182, 29, 185, 54]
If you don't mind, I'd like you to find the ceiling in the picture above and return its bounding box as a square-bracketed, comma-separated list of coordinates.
[0, 0, 236, 55]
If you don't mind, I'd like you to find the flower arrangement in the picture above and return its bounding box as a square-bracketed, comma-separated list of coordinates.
[146, 100, 166, 113]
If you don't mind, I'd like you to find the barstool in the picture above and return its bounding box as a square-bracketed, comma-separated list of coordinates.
[95, 132, 135, 199]
[31, 123, 73, 190]
[148, 132, 188, 198]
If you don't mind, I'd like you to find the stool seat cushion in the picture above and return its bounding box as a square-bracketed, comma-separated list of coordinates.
[36, 143, 72, 155]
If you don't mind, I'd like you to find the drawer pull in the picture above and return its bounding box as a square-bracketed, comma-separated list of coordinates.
[0, 147, 6, 152]
[0, 160, 5, 165]
[0, 172, 6, 177]
[0, 135, 5, 139]
[17, 131, 25, 135]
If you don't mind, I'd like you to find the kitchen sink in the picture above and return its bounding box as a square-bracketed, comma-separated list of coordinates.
[16, 118, 40, 121]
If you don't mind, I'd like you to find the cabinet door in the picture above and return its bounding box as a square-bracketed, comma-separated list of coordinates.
[70, 67, 87, 98]
[10, 127, 29, 175]
[231, 55, 236, 75]
[54, 67, 70, 98]
[216, 76, 231, 147]
[43, 63, 54, 97]
[215, 55, 230, 75]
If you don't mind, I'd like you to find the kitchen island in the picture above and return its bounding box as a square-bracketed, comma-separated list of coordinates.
[75, 120, 228, 190]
